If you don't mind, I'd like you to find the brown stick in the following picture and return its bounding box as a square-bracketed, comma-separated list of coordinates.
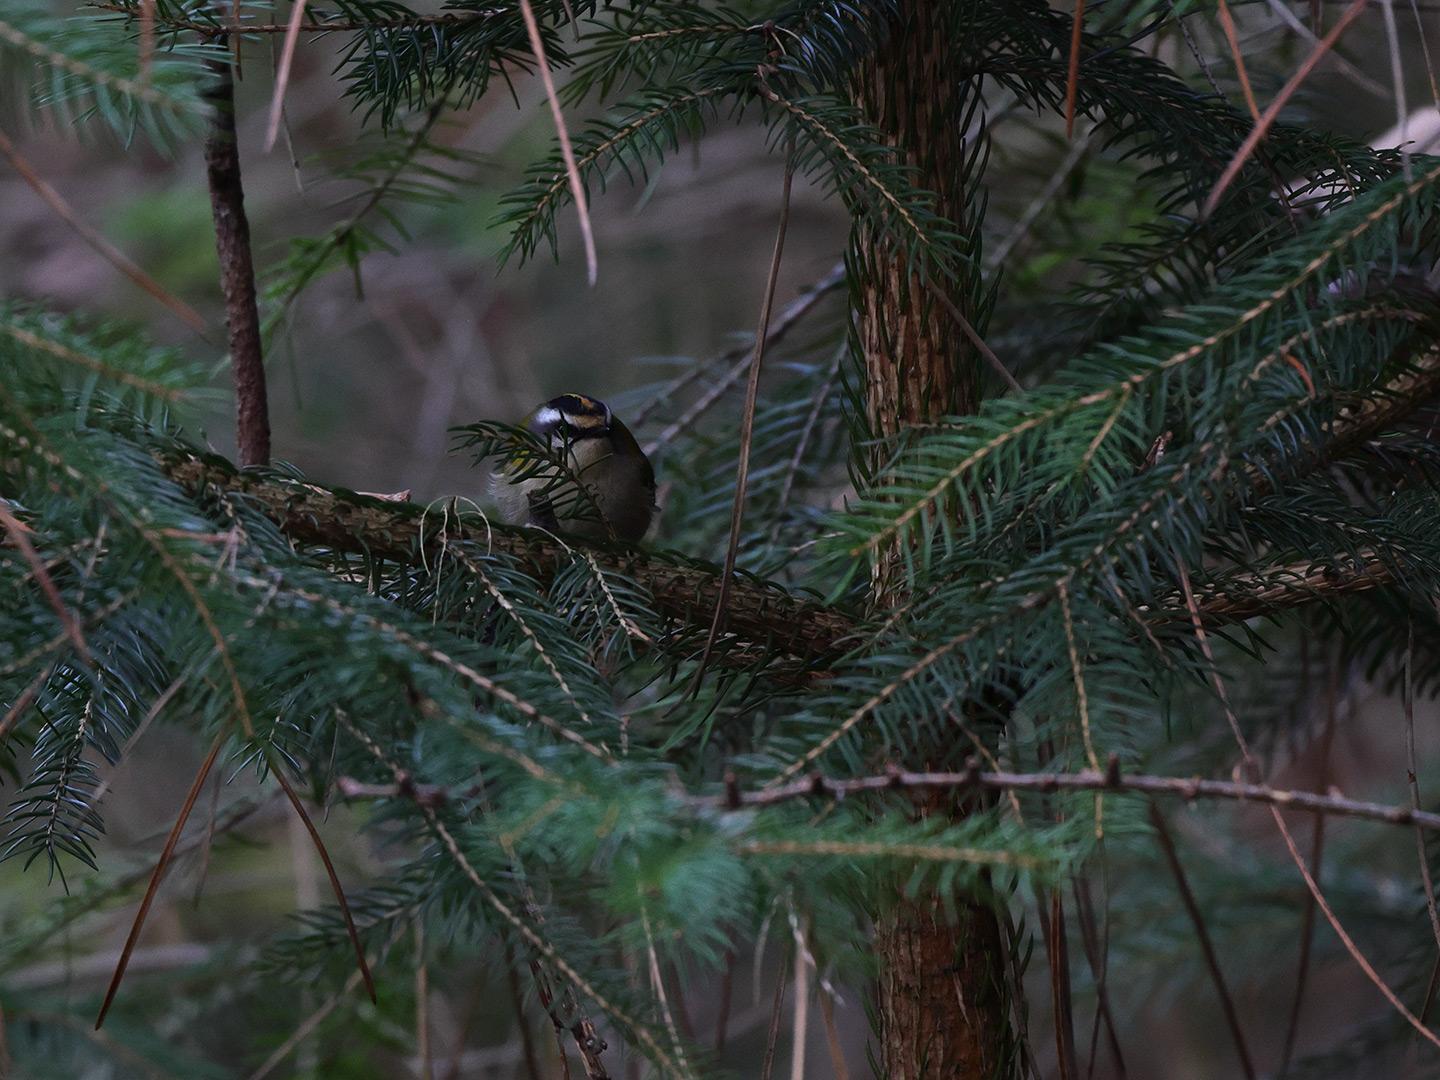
[0, 501, 89, 663]
[1148, 801, 1257, 1079]
[0, 128, 208, 335]
[271, 764, 376, 1002]
[203, 56, 270, 466]
[341, 761, 1440, 834]
[693, 144, 794, 686]
[96, 733, 224, 1028]
[1203, 0, 1368, 217]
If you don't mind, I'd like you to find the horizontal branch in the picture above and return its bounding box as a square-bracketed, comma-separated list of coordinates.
[336, 759, 1440, 833]
[157, 449, 1411, 661]
[160, 450, 853, 662]
[150, 343, 1440, 666]
[93, 5, 489, 35]
[703, 760, 1440, 832]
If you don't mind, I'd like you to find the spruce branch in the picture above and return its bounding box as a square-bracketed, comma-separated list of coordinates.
[149, 457, 1421, 674]
[155, 450, 855, 662]
[337, 760, 1440, 833]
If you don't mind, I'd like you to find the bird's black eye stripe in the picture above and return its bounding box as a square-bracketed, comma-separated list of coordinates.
[549, 393, 607, 418]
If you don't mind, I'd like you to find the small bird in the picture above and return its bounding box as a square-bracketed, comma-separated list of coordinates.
[491, 393, 656, 542]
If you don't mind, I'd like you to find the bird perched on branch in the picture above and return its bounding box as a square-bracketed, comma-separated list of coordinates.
[491, 393, 656, 542]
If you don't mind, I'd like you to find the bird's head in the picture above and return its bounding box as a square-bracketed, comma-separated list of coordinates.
[529, 393, 612, 441]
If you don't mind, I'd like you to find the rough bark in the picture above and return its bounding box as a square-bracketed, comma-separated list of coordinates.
[155, 448, 1401, 662]
[851, 4, 1012, 1076]
[875, 893, 1009, 1080]
[203, 56, 270, 467]
[157, 449, 853, 662]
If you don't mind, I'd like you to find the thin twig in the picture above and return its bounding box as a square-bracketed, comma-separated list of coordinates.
[927, 280, 1022, 394]
[1278, 648, 1338, 1079]
[715, 947, 736, 1055]
[517, 0, 596, 284]
[1040, 887, 1080, 1080]
[271, 764, 376, 1002]
[0, 500, 89, 663]
[1380, 0, 1411, 180]
[639, 263, 845, 451]
[96, 733, 224, 1029]
[817, 978, 849, 1080]
[1216, 0, 1260, 120]
[1203, 0, 1368, 217]
[789, 912, 810, 1080]
[505, 943, 545, 1080]
[986, 127, 1093, 272]
[1178, 564, 1440, 1053]
[768, 344, 844, 547]
[415, 922, 433, 1080]
[1148, 801, 1256, 1079]
[1411, 0, 1440, 110]
[760, 952, 789, 1080]
[692, 144, 795, 688]
[246, 942, 383, 1080]
[263, 0, 308, 152]
[0, 129, 207, 335]
[698, 764, 1440, 830]
[1065, 0, 1086, 138]
[1072, 872, 1126, 1079]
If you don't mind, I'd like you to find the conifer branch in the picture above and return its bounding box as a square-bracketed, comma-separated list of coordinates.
[337, 760, 1440, 833]
[153, 456, 1418, 670]
[157, 451, 855, 661]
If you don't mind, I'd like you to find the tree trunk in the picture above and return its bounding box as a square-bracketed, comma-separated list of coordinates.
[852, 4, 1014, 1076]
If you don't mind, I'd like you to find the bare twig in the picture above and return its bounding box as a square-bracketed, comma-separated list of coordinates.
[1411, 0, 1440, 110]
[0, 500, 89, 663]
[715, 947, 737, 1055]
[927, 281, 1022, 394]
[96, 733, 224, 1029]
[1216, 0, 1260, 120]
[1148, 801, 1256, 1079]
[263, 0, 307, 152]
[271, 764, 376, 1002]
[789, 914, 810, 1080]
[1203, 0, 1368, 217]
[817, 978, 850, 1080]
[1039, 888, 1080, 1080]
[344, 762, 1440, 833]
[692, 144, 795, 688]
[768, 344, 844, 547]
[1380, 0, 1411, 180]
[760, 952, 789, 1080]
[505, 944, 545, 1080]
[986, 127, 1093, 272]
[1176, 564, 1440, 1053]
[518, 0, 596, 284]
[0, 129, 207, 335]
[634, 262, 843, 434]
[1278, 648, 1339, 1079]
[1065, 0, 1085, 138]
[203, 56, 270, 466]
[247, 942, 383, 1080]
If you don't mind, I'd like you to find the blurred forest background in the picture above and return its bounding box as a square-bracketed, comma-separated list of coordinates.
[5, 1, 1440, 1077]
